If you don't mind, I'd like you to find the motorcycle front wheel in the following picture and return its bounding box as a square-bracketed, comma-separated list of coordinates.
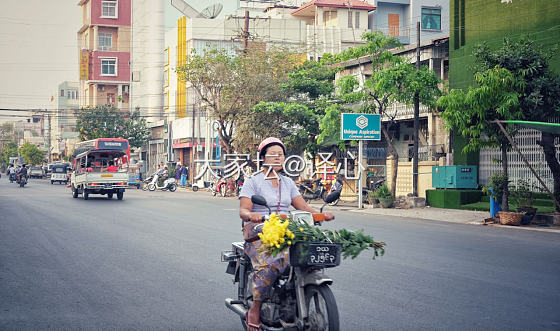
[305, 284, 339, 331]
[148, 183, 156, 191]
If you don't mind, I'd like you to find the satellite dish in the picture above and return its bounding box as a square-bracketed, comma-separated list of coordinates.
[200, 3, 223, 19]
[170, 0, 204, 18]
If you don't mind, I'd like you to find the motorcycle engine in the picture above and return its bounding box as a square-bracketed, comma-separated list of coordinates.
[260, 281, 297, 326]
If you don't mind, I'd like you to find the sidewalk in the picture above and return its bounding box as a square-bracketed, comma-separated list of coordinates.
[309, 201, 560, 233]
[179, 188, 560, 233]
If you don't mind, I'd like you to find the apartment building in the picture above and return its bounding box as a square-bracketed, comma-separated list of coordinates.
[77, 0, 131, 111]
[49, 82, 80, 160]
[370, 0, 448, 44]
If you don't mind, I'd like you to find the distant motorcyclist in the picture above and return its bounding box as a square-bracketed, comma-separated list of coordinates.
[8, 165, 17, 182]
[16, 164, 28, 183]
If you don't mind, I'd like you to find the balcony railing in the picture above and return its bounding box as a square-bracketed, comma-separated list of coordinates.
[373, 26, 410, 44]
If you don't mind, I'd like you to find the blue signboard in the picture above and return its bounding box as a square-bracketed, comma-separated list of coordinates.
[340, 113, 381, 140]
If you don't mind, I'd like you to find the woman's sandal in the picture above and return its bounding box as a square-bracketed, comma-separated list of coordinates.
[245, 311, 262, 331]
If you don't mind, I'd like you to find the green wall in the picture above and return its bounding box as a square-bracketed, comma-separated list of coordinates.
[449, 0, 560, 162]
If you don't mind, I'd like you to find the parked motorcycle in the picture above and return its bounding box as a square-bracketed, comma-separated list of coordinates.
[366, 174, 385, 191]
[327, 178, 343, 206]
[147, 173, 177, 192]
[299, 178, 328, 203]
[222, 190, 342, 331]
[16, 174, 28, 188]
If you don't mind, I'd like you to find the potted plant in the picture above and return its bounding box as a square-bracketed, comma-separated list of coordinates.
[374, 184, 393, 208]
[483, 172, 523, 225]
[482, 172, 508, 204]
[367, 190, 379, 207]
[510, 179, 537, 225]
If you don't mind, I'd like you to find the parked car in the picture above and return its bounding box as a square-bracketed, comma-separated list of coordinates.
[29, 166, 44, 179]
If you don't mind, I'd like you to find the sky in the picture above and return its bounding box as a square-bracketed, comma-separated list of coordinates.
[0, 0, 238, 123]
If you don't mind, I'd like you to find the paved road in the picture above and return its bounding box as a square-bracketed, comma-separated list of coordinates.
[1, 177, 559, 330]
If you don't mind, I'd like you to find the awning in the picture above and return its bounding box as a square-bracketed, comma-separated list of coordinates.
[172, 142, 217, 149]
[504, 120, 560, 135]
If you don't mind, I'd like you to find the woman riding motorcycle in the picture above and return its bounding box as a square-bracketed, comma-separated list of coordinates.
[238, 137, 334, 331]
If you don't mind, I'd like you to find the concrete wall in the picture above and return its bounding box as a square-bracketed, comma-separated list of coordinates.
[386, 157, 438, 198]
[131, 0, 164, 123]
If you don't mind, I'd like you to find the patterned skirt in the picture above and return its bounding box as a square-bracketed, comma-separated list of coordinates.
[244, 240, 290, 301]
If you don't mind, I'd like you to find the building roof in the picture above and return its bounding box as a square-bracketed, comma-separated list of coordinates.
[292, 0, 376, 17]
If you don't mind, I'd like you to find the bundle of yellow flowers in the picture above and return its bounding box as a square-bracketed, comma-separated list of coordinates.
[258, 213, 296, 256]
[258, 213, 386, 260]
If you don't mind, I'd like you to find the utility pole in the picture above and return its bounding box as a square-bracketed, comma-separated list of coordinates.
[46, 111, 52, 164]
[191, 104, 195, 185]
[413, 22, 420, 197]
[242, 10, 249, 52]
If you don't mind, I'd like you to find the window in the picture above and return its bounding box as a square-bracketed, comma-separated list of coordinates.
[99, 33, 112, 50]
[421, 8, 441, 30]
[67, 91, 71, 99]
[355, 12, 360, 29]
[347, 11, 352, 28]
[100, 58, 117, 76]
[101, 1, 117, 18]
[164, 69, 169, 87]
[164, 91, 169, 109]
[60, 89, 64, 97]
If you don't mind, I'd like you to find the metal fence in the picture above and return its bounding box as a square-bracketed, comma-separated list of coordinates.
[479, 128, 560, 190]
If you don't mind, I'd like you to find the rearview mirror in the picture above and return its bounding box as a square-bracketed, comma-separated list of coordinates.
[324, 190, 341, 204]
[251, 195, 268, 206]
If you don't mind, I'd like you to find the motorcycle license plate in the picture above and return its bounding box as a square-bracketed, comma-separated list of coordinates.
[290, 242, 341, 268]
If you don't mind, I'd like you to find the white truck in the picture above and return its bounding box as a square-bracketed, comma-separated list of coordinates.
[70, 150, 128, 200]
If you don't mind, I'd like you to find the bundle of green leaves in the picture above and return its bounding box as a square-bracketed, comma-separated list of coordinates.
[259, 214, 386, 260]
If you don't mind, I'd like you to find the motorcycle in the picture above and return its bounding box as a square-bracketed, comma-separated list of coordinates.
[147, 173, 177, 192]
[236, 175, 245, 196]
[298, 178, 328, 203]
[222, 190, 342, 331]
[211, 176, 228, 197]
[9, 172, 16, 183]
[141, 175, 154, 191]
[326, 179, 343, 206]
[366, 174, 385, 191]
[16, 174, 28, 187]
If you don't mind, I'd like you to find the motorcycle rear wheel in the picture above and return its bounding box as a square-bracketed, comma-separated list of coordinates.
[169, 183, 177, 192]
[305, 285, 339, 331]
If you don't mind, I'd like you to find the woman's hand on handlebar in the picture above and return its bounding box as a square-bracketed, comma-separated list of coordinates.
[324, 211, 335, 221]
[249, 212, 263, 223]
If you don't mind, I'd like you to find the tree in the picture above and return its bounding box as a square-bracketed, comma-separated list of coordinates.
[438, 67, 522, 211]
[19, 142, 45, 165]
[76, 105, 150, 148]
[473, 37, 560, 210]
[1, 141, 18, 167]
[176, 46, 300, 155]
[329, 42, 441, 197]
[238, 60, 338, 159]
